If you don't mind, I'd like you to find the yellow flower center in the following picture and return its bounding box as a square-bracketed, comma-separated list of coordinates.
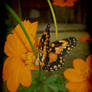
[20, 52, 36, 65]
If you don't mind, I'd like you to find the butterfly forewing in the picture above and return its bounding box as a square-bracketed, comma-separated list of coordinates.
[37, 24, 50, 69]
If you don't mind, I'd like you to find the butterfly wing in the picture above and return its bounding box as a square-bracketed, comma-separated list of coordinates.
[45, 37, 77, 71]
[36, 24, 77, 71]
[36, 24, 50, 69]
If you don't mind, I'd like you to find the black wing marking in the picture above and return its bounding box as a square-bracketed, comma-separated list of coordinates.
[38, 24, 50, 69]
[45, 37, 77, 71]
[37, 24, 77, 71]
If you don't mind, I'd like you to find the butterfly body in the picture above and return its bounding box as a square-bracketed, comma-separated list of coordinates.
[36, 24, 77, 71]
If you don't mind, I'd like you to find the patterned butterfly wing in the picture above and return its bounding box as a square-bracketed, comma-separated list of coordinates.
[36, 24, 77, 71]
[36, 24, 50, 69]
[46, 37, 77, 71]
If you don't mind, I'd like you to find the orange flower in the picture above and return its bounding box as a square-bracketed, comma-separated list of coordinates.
[64, 55, 92, 92]
[2, 20, 40, 92]
[79, 35, 92, 42]
[53, 0, 78, 7]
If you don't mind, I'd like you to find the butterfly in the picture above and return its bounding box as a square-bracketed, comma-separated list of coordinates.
[35, 24, 77, 71]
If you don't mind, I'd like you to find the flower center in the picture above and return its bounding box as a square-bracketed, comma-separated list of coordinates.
[20, 52, 36, 65]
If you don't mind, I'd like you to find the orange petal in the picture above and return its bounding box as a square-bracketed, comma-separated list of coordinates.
[73, 58, 88, 73]
[66, 81, 92, 92]
[30, 64, 39, 70]
[68, 90, 77, 92]
[4, 34, 27, 56]
[79, 35, 91, 42]
[6, 58, 21, 92]
[12, 20, 38, 51]
[64, 68, 86, 82]
[53, 0, 77, 7]
[86, 55, 92, 68]
[7, 68, 20, 92]
[86, 55, 92, 81]
[77, 81, 92, 92]
[20, 62, 32, 87]
[30, 21, 38, 38]
[2, 56, 19, 81]
[34, 37, 41, 49]
[22, 20, 38, 38]
[66, 82, 80, 91]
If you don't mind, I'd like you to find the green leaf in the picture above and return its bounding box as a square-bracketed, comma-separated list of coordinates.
[17, 85, 29, 92]
[34, 70, 40, 73]
[37, 87, 43, 92]
[48, 84, 59, 92]
[28, 83, 38, 92]
[45, 75, 58, 84]
[39, 71, 44, 82]
[58, 84, 68, 92]
[64, 80, 68, 84]
[43, 85, 50, 92]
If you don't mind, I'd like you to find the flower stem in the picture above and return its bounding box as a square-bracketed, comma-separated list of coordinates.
[64, 7, 69, 24]
[4, 3, 38, 57]
[47, 0, 58, 40]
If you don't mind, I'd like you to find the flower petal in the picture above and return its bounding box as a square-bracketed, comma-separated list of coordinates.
[6, 57, 22, 92]
[12, 20, 38, 51]
[30, 21, 38, 38]
[86, 55, 92, 68]
[7, 67, 20, 92]
[68, 90, 77, 92]
[30, 64, 39, 70]
[73, 58, 88, 73]
[2, 56, 19, 81]
[66, 82, 80, 91]
[20, 62, 32, 87]
[64, 68, 86, 82]
[79, 35, 92, 42]
[4, 33, 27, 56]
[53, 0, 78, 7]
[34, 37, 41, 49]
[66, 81, 92, 92]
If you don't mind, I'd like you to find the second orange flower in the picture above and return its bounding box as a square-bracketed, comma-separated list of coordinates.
[53, 0, 78, 7]
[64, 55, 92, 92]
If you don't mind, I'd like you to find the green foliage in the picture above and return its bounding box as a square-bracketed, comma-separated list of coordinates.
[16, 70, 68, 92]
[43, 85, 50, 92]
[45, 75, 58, 84]
[3, 70, 68, 92]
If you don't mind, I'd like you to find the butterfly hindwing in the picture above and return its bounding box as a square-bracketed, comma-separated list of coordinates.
[43, 37, 77, 71]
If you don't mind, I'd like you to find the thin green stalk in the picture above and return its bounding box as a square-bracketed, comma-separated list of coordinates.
[64, 7, 69, 24]
[47, 0, 58, 40]
[4, 3, 37, 56]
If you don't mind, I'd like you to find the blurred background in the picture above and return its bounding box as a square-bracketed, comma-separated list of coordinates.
[4, 0, 87, 25]
[2, 0, 89, 64]
[7, 0, 87, 23]
[0, 0, 90, 92]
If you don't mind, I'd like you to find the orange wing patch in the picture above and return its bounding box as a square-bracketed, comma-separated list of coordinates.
[55, 40, 68, 54]
[49, 52, 57, 63]
[55, 46, 63, 54]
